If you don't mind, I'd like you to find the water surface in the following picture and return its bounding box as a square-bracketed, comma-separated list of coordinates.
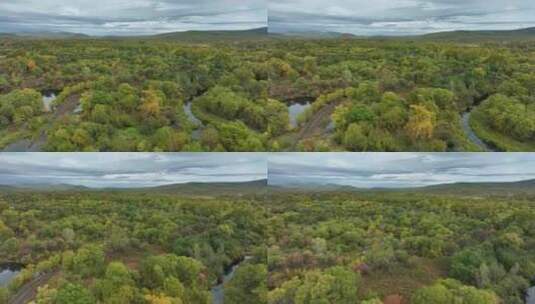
[212, 256, 252, 304]
[288, 101, 312, 128]
[461, 111, 493, 152]
[527, 286, 535, 304]
[42, 91, 57, 112]
[0, 263, 22, 287]
[184, 102, 203, 126]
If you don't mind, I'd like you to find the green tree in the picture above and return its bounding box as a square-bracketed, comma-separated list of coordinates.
[225, 264, 267, 304]
[55, 283, 95, 304]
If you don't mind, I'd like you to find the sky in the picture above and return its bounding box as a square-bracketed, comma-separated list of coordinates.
[0, 153, 266, 188]
[268, 153, 535, 188]
[269, 0, 535, 36]
[3, 153, 535, 189]
[0, 0, 267, 36]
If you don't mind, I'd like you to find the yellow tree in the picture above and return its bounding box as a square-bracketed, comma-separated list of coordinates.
[27, 59, 37, 72]
[139, 90, 162, 117]
[145, 293, 183, 304]
[405, 105, 436, 141]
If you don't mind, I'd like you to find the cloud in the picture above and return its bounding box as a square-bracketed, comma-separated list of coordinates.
[3, 153, 534, 189]
[0, 153, 267, 188]
[269, 0, 535, 35]
[0, 0, 267, 35]
[268, 153, 535, 188]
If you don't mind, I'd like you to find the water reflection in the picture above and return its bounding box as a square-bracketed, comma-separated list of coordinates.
[0, 263, 23, 287]
[42, 91, 57, 112]
[288, 100, 312, 128]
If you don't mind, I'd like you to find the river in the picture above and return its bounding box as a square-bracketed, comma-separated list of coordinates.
[461, 111, 493, 152]
[460, 93, 497, 152]
[183, 102, 204, 140]
[527, 286, 535, 304]
[0, 263, 23, 287]
[211, 256, 252, 304]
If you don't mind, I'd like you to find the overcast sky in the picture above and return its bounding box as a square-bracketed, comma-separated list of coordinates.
[269, 153, 535, 188]
[0, 0, 266, 36]
[269, 0, 535, 36]
[0, 153, 266, 188]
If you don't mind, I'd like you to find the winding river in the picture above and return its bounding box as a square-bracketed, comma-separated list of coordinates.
[460, 94, 496, 152]
[183, 102, 204, 140]
[211, 256, 252, 304]
[461, 111, 493, 151]
[184, 102, 203, 126]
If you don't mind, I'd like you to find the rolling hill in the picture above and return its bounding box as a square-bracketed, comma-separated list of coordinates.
[278, 27, 535, 42]
[0, 28, 269, 41]
[270, 179, 535, 196]
[145, 27, 269, 41]
[418, 179, 535, 195]
[142, 179, 268, 196]
[0, 180, 268, 196]
[417, 27, 535, 42]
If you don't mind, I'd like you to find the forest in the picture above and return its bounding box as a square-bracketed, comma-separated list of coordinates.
[1, 187, 534, 303]
[1, 37, 534, 152]
[0, 191, 267, 304]
[266, 191, 535, 304]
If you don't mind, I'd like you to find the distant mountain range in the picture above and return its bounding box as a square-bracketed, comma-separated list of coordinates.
[2, 27, 534, 42]
[417, 179, 535, 195]
[270, 179, 535, 196]
[1, 179, 534, 197]
[0, 27, 269, 41]
[0, 179, 268, 196]
[0, 31, 91, 39]
[415, 27, 535, 42]
[274, 27, 535, 42]
[143, 27, 268, 41]
[137, 179, 267, 196]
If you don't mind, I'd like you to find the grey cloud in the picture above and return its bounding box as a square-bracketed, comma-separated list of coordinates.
[0, 0, 267, 35]
[0, 153, 266, 188]
[268, 153, 535, 188]
[269, 0, 535, 35]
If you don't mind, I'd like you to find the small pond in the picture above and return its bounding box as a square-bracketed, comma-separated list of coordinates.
[41, 90, 58, 112]
[0, 263, 23, 287]
[287, 98, 313, 128]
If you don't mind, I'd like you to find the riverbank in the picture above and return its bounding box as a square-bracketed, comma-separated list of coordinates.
[469, 107, 535, 152]
[211, 256, 252, 304]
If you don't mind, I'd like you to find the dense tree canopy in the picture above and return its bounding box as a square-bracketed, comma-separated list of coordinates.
[266, 191, 535, 303]
[0, 192, 267, 304]
[1, 186, 534, 303]
[1, 38, 534, 151]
